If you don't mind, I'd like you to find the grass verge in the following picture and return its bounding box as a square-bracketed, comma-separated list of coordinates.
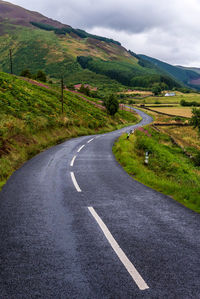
[113, 126, 200, 213]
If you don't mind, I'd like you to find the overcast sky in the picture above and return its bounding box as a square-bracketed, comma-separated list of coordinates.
[9, 0, 200, 67]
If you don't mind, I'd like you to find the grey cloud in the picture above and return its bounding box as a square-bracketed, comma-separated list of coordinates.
[10, 0, 177, 33]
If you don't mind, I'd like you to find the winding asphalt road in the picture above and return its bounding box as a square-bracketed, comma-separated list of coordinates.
[0, 109, 199, 298]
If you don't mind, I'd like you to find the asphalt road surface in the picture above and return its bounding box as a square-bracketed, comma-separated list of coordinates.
[0, 109, 199, 298]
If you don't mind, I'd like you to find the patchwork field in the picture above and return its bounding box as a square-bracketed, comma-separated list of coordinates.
[132, 92, 200, 104]
[148, 107, 193, 118]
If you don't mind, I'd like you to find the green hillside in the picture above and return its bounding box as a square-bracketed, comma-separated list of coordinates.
[0, 1, 181, 91]
[0, 71, 138, 189]
[139, 54, 200, 89]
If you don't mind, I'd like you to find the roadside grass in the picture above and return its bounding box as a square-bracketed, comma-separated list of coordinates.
[113, 127, 200, 213]
[0, 72, 139, 190]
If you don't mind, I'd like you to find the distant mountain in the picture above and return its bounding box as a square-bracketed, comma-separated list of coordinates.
[177, 65, 200, 75]
[138, 54, 200, 89]
[176, 65, 200, 87]
[0, 1, 182, 90]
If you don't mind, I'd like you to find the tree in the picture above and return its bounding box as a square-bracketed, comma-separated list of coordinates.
[20, 69, 32, 78]
[152, 83, 162, 96]
[36, 70, 47, 82]
[190, 108, 200, 133]
[104, 94, 119, 116]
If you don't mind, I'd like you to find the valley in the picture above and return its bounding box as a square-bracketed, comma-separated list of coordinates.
[0, 1, 200, 297]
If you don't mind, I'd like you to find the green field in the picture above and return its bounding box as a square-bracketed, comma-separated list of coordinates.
[132, 92, 200, 105]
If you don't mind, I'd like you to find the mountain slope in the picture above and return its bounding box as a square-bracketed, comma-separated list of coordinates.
[177, 65, 200, 87]
[0, 1, 180, 90]
[139, 54, 200, 89]
[0, 0, 67, 28]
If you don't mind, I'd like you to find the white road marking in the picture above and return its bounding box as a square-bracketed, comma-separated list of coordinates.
[71, 172, 82, 192]
[77, 145, 85, 153]
[88, 207, 149, 291]
[87, 138, 94, 144]
[70, 156, 77, 167]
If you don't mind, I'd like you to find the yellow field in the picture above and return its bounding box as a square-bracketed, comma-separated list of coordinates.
[151, 107, 193, 118]
[118, 90, 153, 96]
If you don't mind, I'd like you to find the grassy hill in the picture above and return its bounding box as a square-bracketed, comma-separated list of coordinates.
[0, 71, 138, 189]
[0, 1, 181, 91]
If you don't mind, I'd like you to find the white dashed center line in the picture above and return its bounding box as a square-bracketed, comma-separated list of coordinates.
[77, 145, 85, 153]
[70, 156, 77, 167]
[71, 172, 82, 192]
[87, 138, 94, 144]
[88, 207, 149, 291]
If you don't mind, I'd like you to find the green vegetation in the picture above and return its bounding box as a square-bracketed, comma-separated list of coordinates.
[180, 99, 200, 107]
[104, 94, 119, 116]
[190, 108, 200, 133]
[1, 0, 200, 92]
[0, 20, 183, 93]
[113, 127, 200, 213]
[0, 25, 126, 91]
[0, 72, 138, 189]
[130, 74, 179, 89]
[30, 22, 121, 45]
[139, 54, 200, 89]
[30, 22, 57, 31]
[132, 91, 200, 105]
[20, 69, 47, 82]
[77, 56, 180, 89]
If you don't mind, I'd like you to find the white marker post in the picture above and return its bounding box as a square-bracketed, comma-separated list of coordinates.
[145, 152, 149, 165]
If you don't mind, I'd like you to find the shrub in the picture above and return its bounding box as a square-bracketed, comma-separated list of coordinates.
[128, 99, 135, 104]
[36, 70, 47, 82]
[20, 69, 32, 78]
[104, 94, 119, 116]
[193, 151, 200, 166]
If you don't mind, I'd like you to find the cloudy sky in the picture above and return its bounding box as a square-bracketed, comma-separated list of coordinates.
[9, 0, 200, 67]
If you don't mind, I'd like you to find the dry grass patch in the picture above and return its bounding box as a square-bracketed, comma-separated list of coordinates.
[151, 107, 192, 118]
[160, 126, 200, 152]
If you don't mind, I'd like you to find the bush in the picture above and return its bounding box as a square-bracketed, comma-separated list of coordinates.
[152, 83, 162, 96]
[193, 151, 200, 166]
[20, 69, 32, 78]
[36, 70, 47, 82]
[128, 99, 135, 105]
[104, 94, 119, 116]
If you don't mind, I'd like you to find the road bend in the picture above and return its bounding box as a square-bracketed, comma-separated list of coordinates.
[0, 109, 199, 298]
